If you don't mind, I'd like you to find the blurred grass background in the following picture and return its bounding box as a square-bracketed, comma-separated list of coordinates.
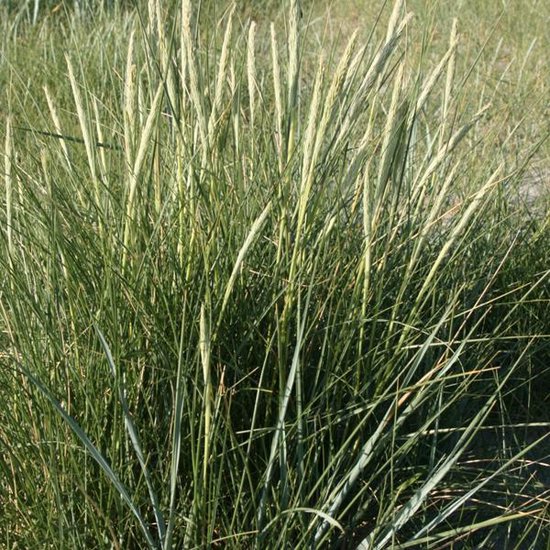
[1, 1, 548, 548]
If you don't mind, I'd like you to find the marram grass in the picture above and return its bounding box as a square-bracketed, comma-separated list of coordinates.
[1, 0, 548, 548]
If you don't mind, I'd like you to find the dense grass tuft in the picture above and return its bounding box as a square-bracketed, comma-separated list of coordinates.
[1, 1, 548, 548]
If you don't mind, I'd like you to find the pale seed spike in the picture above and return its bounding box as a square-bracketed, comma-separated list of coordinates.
[92, 97, 107, 183]
[124, 27, 137, 170]
[271, 23, 283, 171]
[5, 116, 14, 262]
[156, 0, 178, 124]
[312, 29, 358, 164]
[137, 73, 145, 129]
[123, 81, 165, 264]
[292, 55, 324, 264]
[208, 4, 235, 146]
[66, 55, 98, 204]
[412, 104, 491, 204]
[411, 30, 459, 128]
[288, 0, 300, 108]
[301, 55, 325, 189]
[326, 29, 358, 110]
[219, 201, 273, 323]
[182, 0, 208, 156]
[43, 86, 71, 169]
[377, 62, 405, 194]
[333, 12, 413, 152]
[155, 0, 167, 73]
[128, 81, 165, 207]
[200, 303, 212, 489]
[440, 18, 459, 149]
[146, 0, 156, 39]
[155, 0, 164, 63]
[386, 0, 404, 42]
[229, 62, 240, 156]
[286, 0, 300, 162]
[247, 20, 257, 134]
[358, 12, 412, 99]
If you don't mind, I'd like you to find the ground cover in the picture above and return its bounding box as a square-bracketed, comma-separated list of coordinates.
[1, 1, 548, 548]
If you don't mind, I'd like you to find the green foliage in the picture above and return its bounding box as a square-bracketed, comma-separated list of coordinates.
[1, 0, 548, 548]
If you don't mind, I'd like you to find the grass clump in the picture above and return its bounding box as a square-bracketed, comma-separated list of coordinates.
[1, 0, 548, 548]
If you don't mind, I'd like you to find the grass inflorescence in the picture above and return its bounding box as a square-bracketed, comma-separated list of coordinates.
[1, 0, 548, 548]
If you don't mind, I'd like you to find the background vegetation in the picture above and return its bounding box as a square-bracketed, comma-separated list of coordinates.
[1, 0, 548, 548]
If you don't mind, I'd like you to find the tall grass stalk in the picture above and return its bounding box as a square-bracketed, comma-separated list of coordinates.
[4, 116, 13, 265]
[1, 0, 548, 548]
